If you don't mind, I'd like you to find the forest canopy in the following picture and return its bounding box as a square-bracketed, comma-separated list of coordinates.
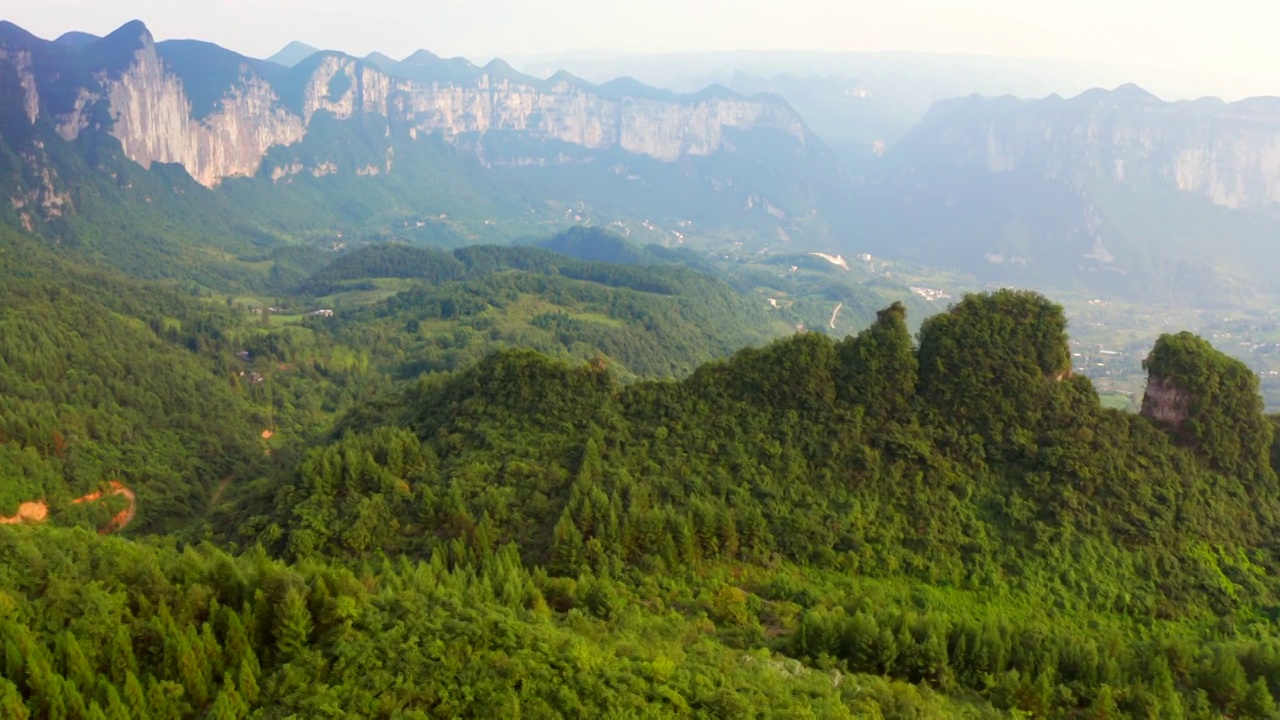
[3, 222, 1280, 719]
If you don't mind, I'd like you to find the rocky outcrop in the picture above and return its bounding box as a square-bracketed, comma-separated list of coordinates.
[0, 47, 40, 124]
[102, 32, 306, 187]
[306, 55, 805, 162]
[0, 21, 810, 188]
[9, 140, 72, 230]
[906, 86, 1280, 209]
[1139, 374, 1192, 428]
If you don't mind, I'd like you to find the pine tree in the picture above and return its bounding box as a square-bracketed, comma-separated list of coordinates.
[221, 612, 251, 673]
[63, 677, 89, 720]
[0, 677, 29, 720]
[103, 684, 133, 720]
[122, 671, 148, 720]
[58, 631, 96, 696]
[1147, 656, 1184, 720]
[550, 513, 586, 576]
[42, 687, 68, 720]
[108, 626, 138, 687]
[146, 680, 187, 720]
[274, 585, 313, 662]
[205, 690, 239, 720]
[224, 675, 250, 717]
[179, 639, 209, 708]
[1200, 647, 1248, 710]
[3, 637, 25, 692]
[237, 657, 260, 706]
[85, 700, 109, 720]
[717, 509, 740, 560]
[1242, 677, 1277, 718]
[200, 623, 224, 680]
[1088, 685, 1121, 720]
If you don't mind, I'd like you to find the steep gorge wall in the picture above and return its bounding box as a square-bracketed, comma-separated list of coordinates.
[4, 26, 808, 188]
[0, 48, 40, 125]
[307, 56, 807, 162]
[909, 90, 1280, 209]
[101, 36, 306, 187]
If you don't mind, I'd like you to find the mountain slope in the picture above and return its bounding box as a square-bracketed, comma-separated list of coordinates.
[291, 242, 800, 380]
[208, 290, 1280, 718]
[0, 225, 274, 532]
[0, 19, 846, 287]
[853, 85, 1280, 305]
[266, 40, 319, 67]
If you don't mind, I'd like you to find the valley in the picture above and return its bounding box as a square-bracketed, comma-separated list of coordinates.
[3, 11, 1280, 720]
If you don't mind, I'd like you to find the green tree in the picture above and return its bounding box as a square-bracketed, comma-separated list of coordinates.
[1143, 331, 1276, 484]
[274, 586, 313, 662]
[0, 677, 29, 720]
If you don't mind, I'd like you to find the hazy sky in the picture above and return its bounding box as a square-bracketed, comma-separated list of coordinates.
[3, 0, 1270, 93]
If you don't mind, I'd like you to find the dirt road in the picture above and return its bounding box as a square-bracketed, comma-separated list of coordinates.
[0, 480, 136, 534]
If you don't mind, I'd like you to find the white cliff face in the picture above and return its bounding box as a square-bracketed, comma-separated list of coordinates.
[332, 58, 805, 161]
[105, 36, 306, 187]
[56, 88, 98, 141]
[10, 49, 39, 125]
[918, 93, 1280, 209]
[0, 47, 41, 125]
[303, 56, 358, 122]
[9, 33, 808, 188]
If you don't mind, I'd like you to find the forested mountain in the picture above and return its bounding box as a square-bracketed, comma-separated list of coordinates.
[0, 225, 275, 533]
[0, 224, 876, 524]
[8, 15, 1280, 720]
[5, 231, 1280, 716]
[231, 291, 1280, 616]
[186, 290, 1280, 718]
[0, 18, 849, 292]
[9, 17, 1280, 315]
[854, 86, 1280, 306]
[280, 240, 798, 380]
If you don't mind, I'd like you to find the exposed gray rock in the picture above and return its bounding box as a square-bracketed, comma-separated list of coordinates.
[1140, 374, 1192, 428]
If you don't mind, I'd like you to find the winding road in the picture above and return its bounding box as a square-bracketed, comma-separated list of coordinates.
[829, 302, 843, 330]
[0, 480, 136, 534]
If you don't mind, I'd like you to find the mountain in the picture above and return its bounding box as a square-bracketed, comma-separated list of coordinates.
[0, 224, 273, 533]
[0, 20, 844, 286]
[903, 85, 1280, 210]
[203, 289, 1280, 717]
[512, 50, 1261, 167]
[851, 85, 1280, 305]
[266, 40, 319, 67]
[292, 241, 801, 380]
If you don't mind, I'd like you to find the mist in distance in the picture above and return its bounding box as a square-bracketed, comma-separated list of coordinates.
[5, 0, 1275, 101]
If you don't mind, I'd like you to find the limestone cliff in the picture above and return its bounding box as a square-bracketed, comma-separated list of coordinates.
[905, 85, 1280, 209]
[0, 20, 811, 188]
[0, 47, 40, 125]
[101, 33, 306, 187]
[304, 54, 806, 163]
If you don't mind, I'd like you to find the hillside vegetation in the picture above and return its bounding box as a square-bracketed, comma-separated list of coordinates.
[296, 242, 797, 379]
[201, 290, 1280, 717]
[5, 226, 1280, 717]
[0, 227, 272, 532]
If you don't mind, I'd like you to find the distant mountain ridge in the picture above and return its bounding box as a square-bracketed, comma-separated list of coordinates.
[267, 40, 319, 67]
[851, 84, 1280, 304]
[905, 84, 1280, 210]
[0, 19, 814, 189]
